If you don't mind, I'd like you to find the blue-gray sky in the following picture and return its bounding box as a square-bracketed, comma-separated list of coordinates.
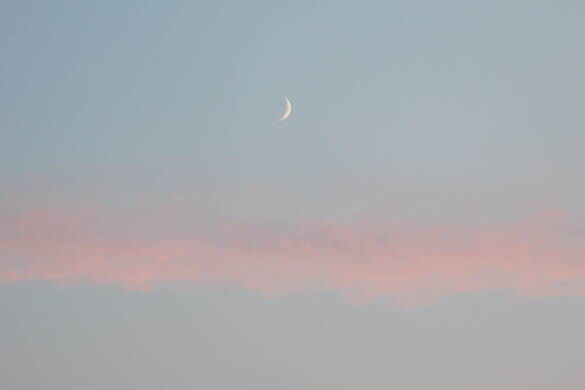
[1, 1, 585, 388]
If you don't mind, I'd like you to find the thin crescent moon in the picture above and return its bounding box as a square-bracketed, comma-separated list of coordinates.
[279, 97, 292, 121]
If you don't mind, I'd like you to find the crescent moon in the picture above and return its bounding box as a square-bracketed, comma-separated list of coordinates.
[279, 97, 292, 121]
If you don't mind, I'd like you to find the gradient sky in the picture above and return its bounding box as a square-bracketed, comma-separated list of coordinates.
[2, 1, 585, 388]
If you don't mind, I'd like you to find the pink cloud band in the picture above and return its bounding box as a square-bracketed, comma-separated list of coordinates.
[1, 207, 584, 304]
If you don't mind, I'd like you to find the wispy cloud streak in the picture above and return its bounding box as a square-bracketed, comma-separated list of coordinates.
[1, 206, 584, 304]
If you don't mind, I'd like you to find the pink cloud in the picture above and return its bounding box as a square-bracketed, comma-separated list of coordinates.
[1, 206, 584, 305]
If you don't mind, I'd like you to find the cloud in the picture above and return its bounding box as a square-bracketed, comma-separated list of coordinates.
[1, 206, 584, 305]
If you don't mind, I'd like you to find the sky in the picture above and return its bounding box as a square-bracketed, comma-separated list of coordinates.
[1, 1, 585, 388]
